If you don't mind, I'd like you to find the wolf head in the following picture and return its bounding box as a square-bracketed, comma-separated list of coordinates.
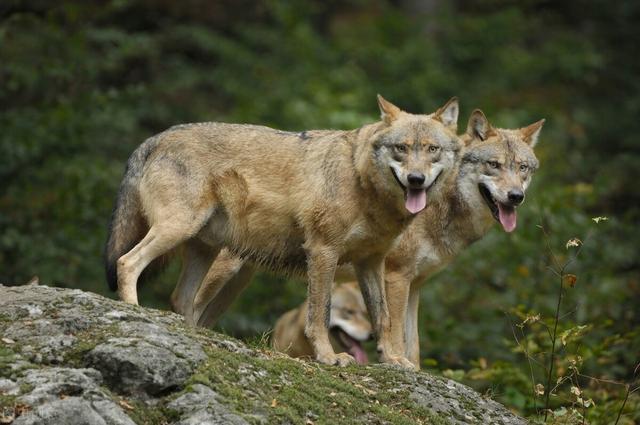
[371, 95, 462, 214]
[329, 281, 371, 364]
[458, 110, 544, 232]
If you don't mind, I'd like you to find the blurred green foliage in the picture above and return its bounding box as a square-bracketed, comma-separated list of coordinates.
[1, 0, 639, 422]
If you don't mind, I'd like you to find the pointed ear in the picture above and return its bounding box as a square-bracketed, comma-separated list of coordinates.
[466, 109, 495, 141]
[520, 119, 545, 147]
[377, 94, 402, 125]
[434, 97, 459, 131]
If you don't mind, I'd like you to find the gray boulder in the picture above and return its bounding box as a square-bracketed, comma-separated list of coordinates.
[0, 284, 528, 424]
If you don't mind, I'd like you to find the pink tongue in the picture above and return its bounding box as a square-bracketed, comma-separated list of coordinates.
[497, 203, 517, 232]
[347, 340, 369, 364]
[405, 188, 427, 214]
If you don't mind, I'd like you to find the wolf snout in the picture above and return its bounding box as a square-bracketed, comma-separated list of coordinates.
[507, 189, 525, 205]
[407, 172, 426, 187]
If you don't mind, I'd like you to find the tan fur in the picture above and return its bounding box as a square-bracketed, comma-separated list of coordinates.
[188, 111, 543, 369]
[106, 96, 462, 367]
[272, 281, 371, 361]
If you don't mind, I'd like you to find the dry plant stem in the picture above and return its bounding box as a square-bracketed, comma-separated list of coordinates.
[506, 312, 539, 415]
[615, 362, 640, 425]
[549, 375, 571, 397]
[543, 271, 564, 422]
[539, 224, 589, 422]
[573, 376, 586, 425]
[614, 385, 631, 425]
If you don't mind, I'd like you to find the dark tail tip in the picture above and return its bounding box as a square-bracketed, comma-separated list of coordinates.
[105, 252, 118, 292]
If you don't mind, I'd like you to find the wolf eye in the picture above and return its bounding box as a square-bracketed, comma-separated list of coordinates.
[519, 164, 528, 172]
[488, 161, 500, 169]
[394, 144, 407, 153]
[428, 145, 440, 153]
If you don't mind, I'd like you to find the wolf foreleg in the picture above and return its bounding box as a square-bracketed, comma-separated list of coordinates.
[405, 284, 421, 368]
[385, 271, 415, 367]
[304, 244, 354, 366]
[355, 258, 413, 369]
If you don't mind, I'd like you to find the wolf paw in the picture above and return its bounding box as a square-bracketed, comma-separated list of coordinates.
[317, 352, 356, 367]
[384, 354, 416, 370]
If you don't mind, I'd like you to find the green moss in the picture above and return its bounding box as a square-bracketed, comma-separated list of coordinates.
[187, 345, 450, 425]
[0, 393, 17, 411]
[18, 382, 33, 394]
[125, 399, 181, 425]
[0, 346, 18, 379]
[63, 324, 119, 367]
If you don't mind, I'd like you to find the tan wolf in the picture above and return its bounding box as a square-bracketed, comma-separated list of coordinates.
[272, 281, 372, 364]
[104, 95, 462, 367]
[185, 110, 543, 368]
[382, 110, 544, 366]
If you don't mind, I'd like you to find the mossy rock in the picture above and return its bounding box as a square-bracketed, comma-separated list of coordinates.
[0, 284, 527, 424]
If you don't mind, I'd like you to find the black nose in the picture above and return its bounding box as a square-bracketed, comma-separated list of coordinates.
[508, 190, 524, 204]
[407, 173, 425, 186]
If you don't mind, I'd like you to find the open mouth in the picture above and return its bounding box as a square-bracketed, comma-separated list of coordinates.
[390, 168, 443, 215]
[330, 327, 368, 364]
[478, 183, 517, 232]
[478, 183, 499, 221]
[390, 167, 406, 191]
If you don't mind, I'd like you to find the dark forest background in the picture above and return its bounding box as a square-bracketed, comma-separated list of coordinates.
[1, 0, 639, 422]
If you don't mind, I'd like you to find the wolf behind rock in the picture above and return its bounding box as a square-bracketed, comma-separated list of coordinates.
[272, 281, 372, 364]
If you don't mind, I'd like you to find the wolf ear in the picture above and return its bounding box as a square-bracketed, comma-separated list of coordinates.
[466, 109, 495, 142]
[434, 97, 459, 131]
[377, 94, 402, 125]
[520, 119, 545, 147]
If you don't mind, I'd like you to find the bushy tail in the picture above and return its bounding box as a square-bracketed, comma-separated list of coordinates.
[104, 181, 146, 292]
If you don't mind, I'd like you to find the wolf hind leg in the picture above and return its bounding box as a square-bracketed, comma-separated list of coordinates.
[171, 239, 220, 318]
[116, 212, 211, 305]
[191, 249, 256, 328]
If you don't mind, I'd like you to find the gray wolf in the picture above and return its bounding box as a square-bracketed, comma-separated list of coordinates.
[187, 110, 543, 368]
[272, 281, 371, 364]
[383, 109, 544, 367]
[105, 95, 461, 367]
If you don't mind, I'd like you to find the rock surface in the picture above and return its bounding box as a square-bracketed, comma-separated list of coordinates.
[0, 285, 528, 424]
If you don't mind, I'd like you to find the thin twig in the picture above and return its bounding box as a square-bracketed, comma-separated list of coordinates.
[506, 311, 539, 415]
[602, 361, 639, 424]
[550, 375, 572, 395]
[538, 320, 554, 341]
[539, 224, 562, 273]
[571, 374, 587, 425]
[576, 373, 626, 387]
[614, 385, 631, 425]
[558, 306, 578, 321]
[543, 272, 564, 421]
